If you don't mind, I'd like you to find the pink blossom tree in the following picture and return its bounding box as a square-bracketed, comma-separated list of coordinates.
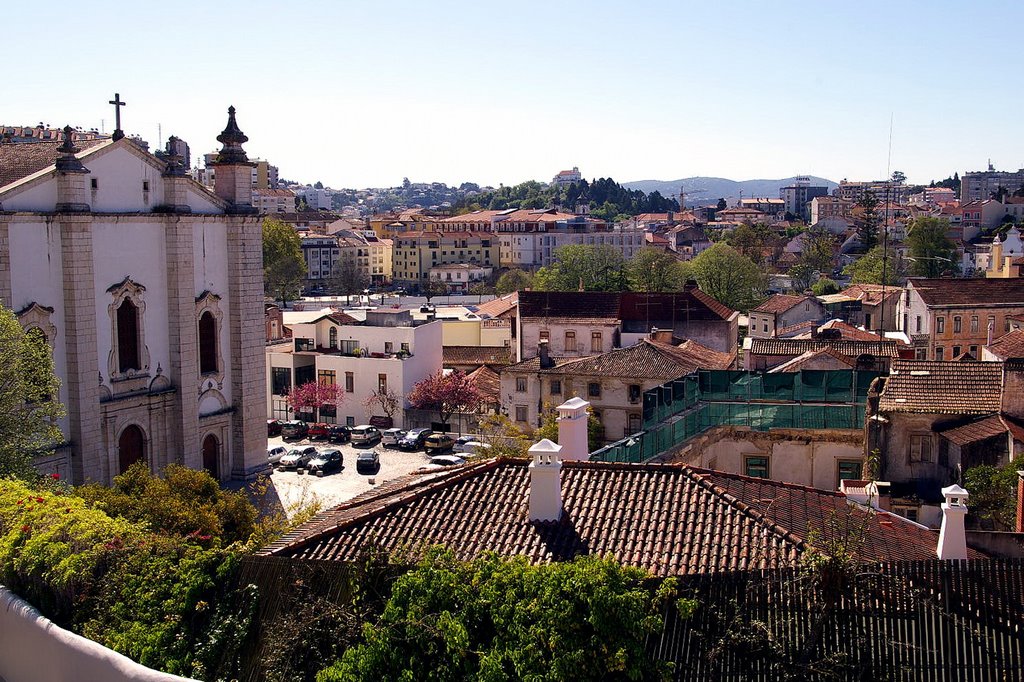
[286, 381, 344, 422]
[362, 386, 401, 421]
[407, 370, 481, 427]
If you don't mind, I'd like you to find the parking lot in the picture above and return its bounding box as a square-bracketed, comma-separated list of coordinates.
[266, 435, 440, 514]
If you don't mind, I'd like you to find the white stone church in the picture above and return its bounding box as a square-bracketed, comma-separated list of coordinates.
[0, 108, 266, 483]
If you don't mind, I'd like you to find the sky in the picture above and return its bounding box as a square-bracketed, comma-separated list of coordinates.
[5, 0, 1024, 190]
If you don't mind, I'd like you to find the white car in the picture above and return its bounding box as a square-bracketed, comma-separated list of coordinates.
[453, 436, 491, 456]
[350, 425, 382, 445]
[419, 454, 467, 471]
[267, 446, 288, 465]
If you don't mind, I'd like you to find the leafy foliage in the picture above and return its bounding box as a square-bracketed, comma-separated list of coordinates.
[453, 177, 678, 217]
[0, 304, 65, 479]
[475, 413, 531, 459]
[626, 247, 690, 292]
[328, 257, 370, 298]
[963, 455, 1024, 530]
[408, 370, 481, 425]
[842, 245, 907, 285]
[854, 191, 880, 251]
[286, 381, 345, 422]
[495, 268, 533, 295]
[906, 216, 959, 278]
[811, 278, 840, 296]
[319, 548, 685, 681]
[799, 226, 838, 274]
[533, 244, 628, 292]
[787, 262, 816, 293]
[534, 404, 606, 452]
[727, 223, 775, 267]
[263, 217, 306, 306]
[689, 243, 766, 312]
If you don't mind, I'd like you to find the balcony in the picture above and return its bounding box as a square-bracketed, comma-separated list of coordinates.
[312, 345, 414, 360]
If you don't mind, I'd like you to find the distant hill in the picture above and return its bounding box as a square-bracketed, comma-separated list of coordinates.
[623, 176, 837, 207]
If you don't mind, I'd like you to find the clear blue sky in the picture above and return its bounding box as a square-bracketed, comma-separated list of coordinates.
[5, 0, 1022, 189]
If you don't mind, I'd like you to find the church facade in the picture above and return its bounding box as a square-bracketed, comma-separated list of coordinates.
[0, 108, 266, 483]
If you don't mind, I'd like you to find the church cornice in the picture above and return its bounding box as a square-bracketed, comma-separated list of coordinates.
[106, 276, 146, 295]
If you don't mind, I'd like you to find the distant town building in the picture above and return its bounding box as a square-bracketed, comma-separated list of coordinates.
[551, 166, 582, 186]
[392, 232, 498, 290]
[780, 177, 829, 221]
[834, 179, 908, 204]
[961, 164, 1024, 202]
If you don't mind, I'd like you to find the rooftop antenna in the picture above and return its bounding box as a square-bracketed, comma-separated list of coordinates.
[158, 123, 162, 150]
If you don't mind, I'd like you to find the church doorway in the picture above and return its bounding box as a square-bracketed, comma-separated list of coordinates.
[118, 425, 146, 474]
[202, 434, 220, 479]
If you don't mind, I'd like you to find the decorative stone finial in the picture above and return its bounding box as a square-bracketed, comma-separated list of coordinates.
[214, 105, 249, 164]
[55, 125, 87, 173]
[161, 135, 187, 177]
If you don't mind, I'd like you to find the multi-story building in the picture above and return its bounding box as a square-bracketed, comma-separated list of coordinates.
[897, 278, 1024, 360]
[0, 109, 266, 483]
[747, 295, 828, 339]
[908, 187, 957, 207]
[959, 199, 1005, 241]
[266, 309, 442, 428]
[253, 188, 296, 214]
[301, 231, 393, 287]
[834, 179, 908, 204]
[810, 195, 855, 225]
[392, 231, 498, 289]
[780, 178, 829, 221]
[960, 165, 1024, 202]
[428, 264, 493, 293]
[739, 198, 785, 218]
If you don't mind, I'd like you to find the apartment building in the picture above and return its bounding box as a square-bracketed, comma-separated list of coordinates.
[391, 231, 498, 289]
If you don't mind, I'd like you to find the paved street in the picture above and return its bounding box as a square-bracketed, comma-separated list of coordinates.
[264, 436, 436, 515]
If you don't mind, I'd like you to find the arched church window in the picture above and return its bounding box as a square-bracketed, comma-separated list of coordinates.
[329, 326, 338, 349]
[117, 299, 140, 372]
[199, 311, 218, 374]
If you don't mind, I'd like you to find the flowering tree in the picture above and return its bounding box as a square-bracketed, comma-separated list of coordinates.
[362, 386, 401, 421]
[286, 381, 344, 422]
[407, 371, 480, 426]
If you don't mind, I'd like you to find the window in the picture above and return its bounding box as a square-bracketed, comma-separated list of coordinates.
[550, 379, 561, 395]
[515, 377, 527, 392]
[198, 311, 217, 374]
[340, 339, 359, 355]
[953, 316, 962, 333]
[894, 506, 919, 523]
[936, 317, 945, 334]
[271, 367, 291, 395]
[970, 316, 979, 333]
[116, 299, 140, 372]
[864, 313, 872, 329]
[969, 345, 979, 357]
[763, 323, 768, 333]
[909, 434, 933, 463]
[378, 374, 388, 393]
[988, 315, 995, 333]
[565, 331, 577, 352]
[319, 403, 336, 421]
[346, 416, 355, 427]
[401, 342, 410, 354]
[318, 370, 336, 386]
[539, 330, 550, 343]
[345, 372, 354, 392]
[588, 382, 601, 398]
[915, 316, 922, 333]
[329, 326, 338, 349]
[935, 347, 944, 361]
[295, 365, 314, 386]
[385, 341, 393, 354]
[744, 456, 769, 478]
[915, 348, 927, 360]
[90, 178, 98, 190]
[142, 180, 149, 192]
[591, 331, 602, 352]
[837, 460, 863, 486]
[628, 413, 641, 434]
[515, 405, 527, 422]
[952, 346, 961, 357]
[628, 384, 642, 403]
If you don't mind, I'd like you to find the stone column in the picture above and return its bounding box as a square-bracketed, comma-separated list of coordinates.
[163, 215, 199, 470]
[226, 213, 268, 479]
[59, 216, 103, 483]
[0, 219, 12, 309]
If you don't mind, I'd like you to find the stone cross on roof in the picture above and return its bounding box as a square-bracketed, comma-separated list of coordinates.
[108, 93, 126, 141]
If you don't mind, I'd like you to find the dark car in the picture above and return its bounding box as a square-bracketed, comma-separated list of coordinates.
[307, 422, 331, 440]
[280, 420, 308, 441]
[356, 450, 380, 474]
[398, 428, 432, 450]
[267, 419, 283, 437]
[306, 449, 343, 476]
[327, 425, 351, 443]
[279, 446, 317, 470]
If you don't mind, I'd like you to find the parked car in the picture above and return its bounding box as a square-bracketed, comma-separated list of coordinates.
[398, 428, 432, 450]
[267, 445, 288, 466]
[453, 435, 481, 453]
[381, 428, 406, 447]
[280, 420, 308, 441]
[457, 441, 492, 457]
[419, 454, 467, 471]
[267, 419, 283, 437]
[327, 424, 351, 443]
[355, 449, 380, 473]
[306, 449, 343, 475]
[307, 423, 331, 440]
[424, 433, 456, 454]
[350, 425, 382, 445]
[279, 446, 317, 470]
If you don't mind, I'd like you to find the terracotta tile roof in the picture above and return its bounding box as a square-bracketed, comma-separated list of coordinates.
[0, 139, 106, 188]
[473, 292, 518, 319]
[776, 320, 818, 338]
[878, 359, 1004, 414]
[792, 320, 887, 343]
[619, 289, 736, 323]
[505, 339, 731, 380]
[909, 278, 1024, 307]
[839, 283, 902, 306]
[768, 347, 857, 373]
[749, 337, 901, 358]
[985, 329, 1024, 360]
[937, 415, 1009, 447]
[439, 210, 502, 224]
[466, 365, 500, 404]
[519, 291, 622, 320]
[752, 294, 810, 315]
[260, 459, 977, 575]
[442, 346, 512, 368]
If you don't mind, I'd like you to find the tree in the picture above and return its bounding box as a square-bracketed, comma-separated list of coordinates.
[0, 304, 64, 479]
[263, 217, 306, 306]
[788, 262, 816, 293]
[319, 548, 687, 681]
[906, 217, 958, 278]
[286, 381, 345, 422]
[842, 245, 907, 285]
[716, 198, 728, 211]
[727, 223, 774, 267]
[421, 277, 448, 302]
[534, 405, 605, 453]
[362, 386, 401, 422]
[314, 180, 324, 190]
[327, 257, 369, 302]
[801, 226, 838, 274]
[532, 244, 627, 292]
[495, 268, 533, 295]
[811, 278, 840, 296]
[626, 247, 689, 292]
[408, 371, 481, 426]
[689, 243, 766, 312]
[855, 191, 880, 251]
[963, 456, 1024, 530]
[475, 413, 531, 459]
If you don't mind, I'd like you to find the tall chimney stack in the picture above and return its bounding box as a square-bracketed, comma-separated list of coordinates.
[937, 484, 969, 560]
[528, 438, 563, 522]
[556, 397, 590, 462]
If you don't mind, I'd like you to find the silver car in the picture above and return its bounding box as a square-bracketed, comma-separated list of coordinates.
[350, 425, 381, 445]
[267, 445, 288, 465]
[279, 446, 317, 470]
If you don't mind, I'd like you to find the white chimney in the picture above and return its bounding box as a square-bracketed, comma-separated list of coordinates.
[556, 397, 590, 462]
[528, 438, 562, 522]
[937, 484, 969, 560]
